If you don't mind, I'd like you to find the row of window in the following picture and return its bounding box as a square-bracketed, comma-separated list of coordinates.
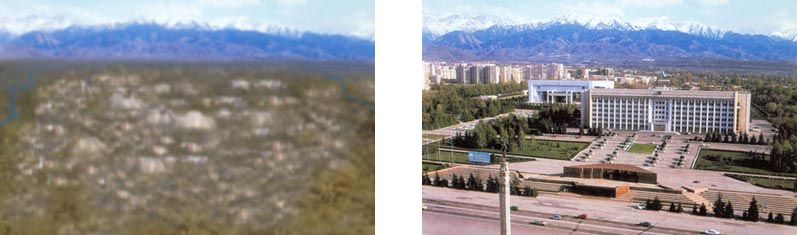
[590, 124, 734, 133]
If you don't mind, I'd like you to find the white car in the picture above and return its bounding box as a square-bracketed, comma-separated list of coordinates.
[530, 220, 547, 226]
[635, 204, 646, 210]
[704, 229, 721, 235]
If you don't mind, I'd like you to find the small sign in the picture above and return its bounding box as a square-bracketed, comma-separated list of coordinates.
[468, 151, 491, 164]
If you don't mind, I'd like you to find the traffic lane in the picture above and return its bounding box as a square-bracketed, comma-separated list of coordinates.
[424, 199, 701, 235]
[423, 209, 612, 235]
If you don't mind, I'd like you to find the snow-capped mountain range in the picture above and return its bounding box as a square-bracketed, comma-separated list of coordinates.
[0, 15, 374, 61]
[0, 14, 305, 38]
[423, 13, 797, 62]
[423, 13, 795, 42]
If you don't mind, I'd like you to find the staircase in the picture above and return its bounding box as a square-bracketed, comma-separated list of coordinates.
[683, 191, 711, 207]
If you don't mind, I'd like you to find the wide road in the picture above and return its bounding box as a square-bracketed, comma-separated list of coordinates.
[423, 198, 702, 235]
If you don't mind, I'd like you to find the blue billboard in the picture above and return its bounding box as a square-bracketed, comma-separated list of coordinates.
[467, 151, 491, 164]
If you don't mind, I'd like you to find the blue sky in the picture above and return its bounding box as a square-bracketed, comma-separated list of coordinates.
[0, 0, 374, 38]
[424, 0, 797, 37]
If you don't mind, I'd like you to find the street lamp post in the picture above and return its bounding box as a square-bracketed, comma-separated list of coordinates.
[498, 140, 511, 235]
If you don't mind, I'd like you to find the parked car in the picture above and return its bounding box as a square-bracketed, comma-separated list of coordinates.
[704, 229, 721, 235]
[550, 214, 561, 220]
[638, 221, 652, 227]
[635, 203, 646, 210]
[422, 205, 428, 210]
[510, 206, 519, 211]
[530, 220, 547, 226]
[575, 214, 588, 219]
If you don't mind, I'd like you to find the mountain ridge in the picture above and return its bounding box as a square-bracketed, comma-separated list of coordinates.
[423, 22, 797, 62]
[423, 13, 791, 42]
[0, 23, 374, 61]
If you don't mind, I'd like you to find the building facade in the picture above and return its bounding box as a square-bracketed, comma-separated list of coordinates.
[581, 89, 751, 134]
[528, 80, 615, 104]
[564, 163, 657, 184]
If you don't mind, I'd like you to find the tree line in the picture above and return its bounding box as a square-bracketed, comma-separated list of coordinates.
[422, 172, 539, 197]
[430, 82, 528, 98]
[699, 131, 767, 145]
[643, 194, 797, 225]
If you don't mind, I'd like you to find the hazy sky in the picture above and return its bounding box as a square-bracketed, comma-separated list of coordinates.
[424, 0, 797, 36]
[0, 0, 374, 38]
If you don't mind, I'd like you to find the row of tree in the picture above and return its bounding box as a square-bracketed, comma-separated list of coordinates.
[422, 172, 538, 197]
[430, 82, 528, 98]
[703, 131, 767, 145]
[641, 194, 797, 225]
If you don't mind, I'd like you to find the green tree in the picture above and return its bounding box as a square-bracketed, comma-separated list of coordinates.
[724, 202, 734, 218]
[776, 213, 785, 224]
[700, 203, 708, 216]
[467, 173, 477, 191]
[713, 194, 725, 217]
[651, 197, 662, 211]
[747, 196, 759, 221]
[451, 173, 459, 189]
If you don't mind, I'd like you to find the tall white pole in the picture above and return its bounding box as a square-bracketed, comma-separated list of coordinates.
[499, 143, 511, 235]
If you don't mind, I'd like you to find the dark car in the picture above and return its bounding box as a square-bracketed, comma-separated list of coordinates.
[638, 221, 652, 227]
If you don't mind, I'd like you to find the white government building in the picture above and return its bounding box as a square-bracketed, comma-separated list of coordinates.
[527, 80, 615, 104]
[580, 88, 751, 134]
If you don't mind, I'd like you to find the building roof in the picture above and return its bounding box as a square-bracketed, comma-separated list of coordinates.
[589, 89, 741, 99]
[529, 80, 614, 86]
[564, 163, 655, 174]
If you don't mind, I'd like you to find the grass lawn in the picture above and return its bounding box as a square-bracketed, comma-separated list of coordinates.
[422, 163, 447, 173]
[696, 149, 796, 177]
[423, 139, 588, 160]
[726, 174, 795, 191]
[422, 134, 447, 140]
[748, 177, 795, 191]
[628, 143, 657, 154]
[510, 139, 588, 160]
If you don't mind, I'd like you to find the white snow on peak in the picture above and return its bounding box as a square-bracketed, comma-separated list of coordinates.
[423, 14, 517, 36]
[0, 13, 304, 38]
[423, 13, 737, 40]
